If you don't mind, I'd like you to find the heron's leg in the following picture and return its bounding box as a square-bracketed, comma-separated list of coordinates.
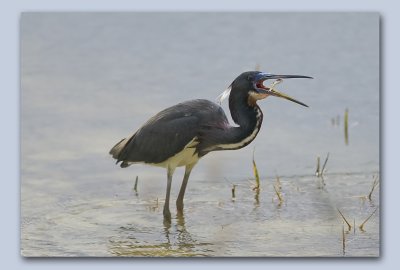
[176, 163, 195, 214]
[163, 167, 174, 222]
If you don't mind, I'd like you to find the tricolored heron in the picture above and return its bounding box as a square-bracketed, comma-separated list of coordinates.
[110, 71, 311, 222]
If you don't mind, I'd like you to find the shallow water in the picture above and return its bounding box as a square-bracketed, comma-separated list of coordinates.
[21, 171, 379, 257]
[21, 13, 379, 257]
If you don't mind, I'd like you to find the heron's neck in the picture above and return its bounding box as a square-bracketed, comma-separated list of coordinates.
[216, 100, 263, 151]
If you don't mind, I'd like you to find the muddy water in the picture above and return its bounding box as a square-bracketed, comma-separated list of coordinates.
[21, 13, 379, 256]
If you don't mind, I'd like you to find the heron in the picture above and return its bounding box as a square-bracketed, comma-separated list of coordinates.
[110, 71, 312, 222]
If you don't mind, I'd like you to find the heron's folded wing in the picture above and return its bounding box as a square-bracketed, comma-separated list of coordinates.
[118, 115, 200, 164]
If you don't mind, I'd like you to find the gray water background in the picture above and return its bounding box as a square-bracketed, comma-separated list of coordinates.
[21, 13, 379, 256]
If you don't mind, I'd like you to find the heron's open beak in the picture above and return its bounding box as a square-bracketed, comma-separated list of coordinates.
[268, 86, 309, 107]
[255, 73, 312, 107]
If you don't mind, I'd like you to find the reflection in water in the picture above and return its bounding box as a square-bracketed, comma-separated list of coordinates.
[108, 212, 213, 256]
[254, 189, 260, 207]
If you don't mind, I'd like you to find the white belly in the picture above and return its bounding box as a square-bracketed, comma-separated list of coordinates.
[155, 145, 199, 169]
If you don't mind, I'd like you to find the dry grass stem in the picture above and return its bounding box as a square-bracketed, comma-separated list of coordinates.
[252, 148, 260, 191]
[368, 176, 379, 201]
[359, 208, 378, 232]
[344, 108, 349, 145]
[315, 156, 320, 176]
[275, 175, 282, 191]
[337, 208, 352, 231]
[342, 223, 346, 256]
[231, 184, 236, 200]
[133, 176, 139, 193]
[273, 184, 284, 204]
[321, 152, 330, 175]
[315, 153, 329, 179]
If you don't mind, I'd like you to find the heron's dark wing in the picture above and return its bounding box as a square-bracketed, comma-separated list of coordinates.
[111, 99, 228, 165]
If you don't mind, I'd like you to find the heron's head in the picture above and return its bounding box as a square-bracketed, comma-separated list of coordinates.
[219, 71, 312, 107]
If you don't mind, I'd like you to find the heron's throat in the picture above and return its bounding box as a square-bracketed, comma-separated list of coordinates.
[214, 104, 263, 151]
[229, 94, 263, 128]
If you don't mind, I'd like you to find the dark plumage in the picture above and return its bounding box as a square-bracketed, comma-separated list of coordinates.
[110, 71, 311, 222]
[110, 99, 228, 166]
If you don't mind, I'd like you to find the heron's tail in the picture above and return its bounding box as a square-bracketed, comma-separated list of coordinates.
[109, 138, 129, 160]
